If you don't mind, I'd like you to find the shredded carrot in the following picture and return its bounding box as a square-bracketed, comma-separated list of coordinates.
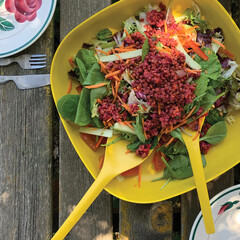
[205, 70, 208, 74]
[96, 98, 102, 104]
[69, 57, 75, 68]
[111, 82, 115, 97]
[192, 54, 196, 59]
[185, 25, 200, 32]
[125, 45, 135, 49]
[128, 72, 135, 80]
[138, 164, 142, 188]
[212, 38, 225, 49]
[116, 53, 122, 61]
[218, 48, 235, 60]
[124, 28, 132, 39]
[120, 121, 126, 126]
[114, 48, 137, 52]
[165, 137, 174, 147]
[67, 79, 72, 94]
[106, 117, 113, 123]
[192, 131, 200, 141]
[125, 149, 131, 154]
[98, 155, 104, 169]
[165, 120, 188, 134]
[113, 75, 120, 81]
[158, 102, 161, 115]
[124, 121, 135, 130]
[105, 70, 121, 79]
[98, 60, 106, 69]
[164, 21, 168, 33]
[186, 68, 202, 74]
[181, 106, 197, 122]
[85, 82, 107, 89]
[95, 49, 109, 55]
[95, 136, 104, 149]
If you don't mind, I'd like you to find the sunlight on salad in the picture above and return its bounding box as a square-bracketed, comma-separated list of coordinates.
[57, 1, 240, 183]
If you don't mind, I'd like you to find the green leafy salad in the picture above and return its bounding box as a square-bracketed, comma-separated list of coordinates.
[57, 2, 240, 182]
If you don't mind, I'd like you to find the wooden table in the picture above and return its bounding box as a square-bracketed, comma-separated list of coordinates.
[0, 0, 239, 239]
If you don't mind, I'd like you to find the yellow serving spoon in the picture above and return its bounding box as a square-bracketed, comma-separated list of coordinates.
[181, 117, 215, 234]
[52, 135, 153, 240]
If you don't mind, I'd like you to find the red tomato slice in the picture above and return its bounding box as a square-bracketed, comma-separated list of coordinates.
[152, 151, 165, 171]
[80, 133, 97, 151]
[121, 166, 139, 176]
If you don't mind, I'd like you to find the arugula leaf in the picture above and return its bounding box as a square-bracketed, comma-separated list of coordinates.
[195, 48, 222, 81]
[142, 38, 149, 61]
[194, 75, 209, 99]
[96, 28, 113, 41]
[170, 128, 184, 143]
[200, 91, 225, 112]
[133, 114, 146, 143]
[57, 95, 79, 122]
[75, 88, 92, 126]
[200, 121, 227, 145]
[205, 109, 227, 125]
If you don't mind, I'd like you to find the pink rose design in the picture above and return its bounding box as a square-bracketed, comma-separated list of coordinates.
[5, 0, 42, 23]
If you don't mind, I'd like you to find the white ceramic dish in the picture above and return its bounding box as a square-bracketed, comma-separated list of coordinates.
[0, 0, 57, 58]
[190, 184, 240, 240]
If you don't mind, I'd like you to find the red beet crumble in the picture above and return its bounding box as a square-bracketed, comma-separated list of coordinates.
[136, 144, 151, 158]
[98, 96, 128, 123]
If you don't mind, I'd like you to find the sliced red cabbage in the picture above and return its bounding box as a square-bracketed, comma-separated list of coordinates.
[196, 30, 213, 48]
[128, 89, 150, 108]
[222, 60, 239, 79]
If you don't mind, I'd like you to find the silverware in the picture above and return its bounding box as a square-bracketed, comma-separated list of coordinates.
[0, 54, 47, 69]
[0, 74, 50, 89]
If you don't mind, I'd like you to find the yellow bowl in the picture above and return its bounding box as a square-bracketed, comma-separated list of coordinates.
[51, 0, 240, 203]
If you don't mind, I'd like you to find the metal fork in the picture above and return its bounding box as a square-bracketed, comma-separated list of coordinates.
[0, 54, 47, 69]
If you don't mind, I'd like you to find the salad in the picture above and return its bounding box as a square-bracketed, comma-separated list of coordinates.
[57, 1, 240, 182]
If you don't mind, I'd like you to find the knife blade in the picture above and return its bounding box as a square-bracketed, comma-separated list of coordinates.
[0, 74, 50, 89]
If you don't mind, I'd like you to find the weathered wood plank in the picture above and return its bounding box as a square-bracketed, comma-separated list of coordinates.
[59, 1, 113, 239]
[0, 22, 54, 239]
[119, 201, 173, 240]
[181, 169, 234, 240]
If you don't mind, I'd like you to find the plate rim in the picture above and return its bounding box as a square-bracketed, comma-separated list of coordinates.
[0, 0, 57, 58]
[189, 184, 240, 240]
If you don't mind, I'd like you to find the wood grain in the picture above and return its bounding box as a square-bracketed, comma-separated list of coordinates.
[119, 201, 173, 240]
[0, 22, 54, 240]
[59, 1, 113, 239]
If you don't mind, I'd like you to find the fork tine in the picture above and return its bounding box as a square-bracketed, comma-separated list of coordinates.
[31, 54, 47, 58]
[30, 61, 46, 65]
[29, 58, 47, 61]
[30, 65, 47, 69]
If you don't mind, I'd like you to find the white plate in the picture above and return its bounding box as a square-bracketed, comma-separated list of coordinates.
[0, 0, 57, 58]
[190, 184, 240, 240]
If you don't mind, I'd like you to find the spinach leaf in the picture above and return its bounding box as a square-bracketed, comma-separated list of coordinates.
[75, 57, 87, 84]
[170, 128, 184, 143]
[200, 91, 225, 112]
[195, 47, 221, 81]
[154, 154, 206, 180]
[133, 114, 146, 143]
[194, 75, 209, 99]
[150, 136, 159, 149]
[200, 121, 227, 145]
[76, 49, 97, 71]
[206, 109, 227, 125]
[75, 88, 92, 126]
[57, 95, 79, 122]
[83, 63, 105, 86]
[142, 38, 149, 61]
[172, 141, 188, 155]
[127, 140, 142, 152]
[90, 85, 108, 128]
[96, 28, 113, 41]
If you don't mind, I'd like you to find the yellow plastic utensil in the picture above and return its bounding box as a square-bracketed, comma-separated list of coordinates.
[51, 0, 240, 204]
[52, 135, 152, 240]
[181, 117, 215, 234]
